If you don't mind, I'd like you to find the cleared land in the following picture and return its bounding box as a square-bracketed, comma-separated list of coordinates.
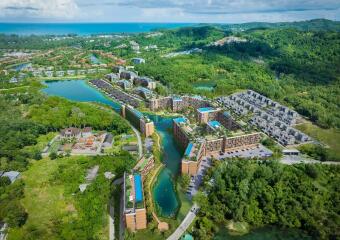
[296, 122, 340, 156]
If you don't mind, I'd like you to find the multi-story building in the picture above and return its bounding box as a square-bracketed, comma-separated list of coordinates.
[174, 116, 262, 176]
[134, 76, 156, 90]
[148, 95, 211, 112]
[173, 117, 191, 149]
[133, 154, 155, 178]
[123, 172, 147, 231]
[197, 107, 220, 124]
[121, 105, 155, 137]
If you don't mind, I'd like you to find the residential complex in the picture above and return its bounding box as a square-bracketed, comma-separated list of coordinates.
[123, 172, 147, 231]
[173, 108, 262, 176]
[217, 90, 311, 146]
[121, 104, 155, 137]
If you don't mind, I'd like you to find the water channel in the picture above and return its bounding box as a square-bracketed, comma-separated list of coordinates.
[42, 79, 311, 239]
[42, 79, 180, 217]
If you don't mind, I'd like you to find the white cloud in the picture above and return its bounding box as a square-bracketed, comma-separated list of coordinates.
[0, 0, 79, 19]
[0, 0, 339, 22]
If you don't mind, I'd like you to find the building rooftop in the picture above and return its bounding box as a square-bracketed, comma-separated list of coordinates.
[136, 86, 153, 95]
[172, 96, 183, 101]
[184, 142, 194, 156]
[208, 120, 221, 130]
[197, 107, 215, 113]
[173, 117, 188, 124]
[134, 174, 143, 203]
[131, 108, 144, 119]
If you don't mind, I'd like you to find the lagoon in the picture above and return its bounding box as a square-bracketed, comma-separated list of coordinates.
[42, 80, 121, 112]
[42, 79, 181, 216]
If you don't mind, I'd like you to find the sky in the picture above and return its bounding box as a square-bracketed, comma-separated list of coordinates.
[0, 0, 339, 23]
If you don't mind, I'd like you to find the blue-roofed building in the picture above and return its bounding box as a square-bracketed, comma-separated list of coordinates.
[208, 120, 221, 129]
[134, 174, 143, 202]
[124, 172, 147, 231]
[197, 107, 220, 124]
[173, 117, 187, 124]
[184, 142, 194, 156]
[197, 107, 215, 113]
[172, 96, 183, 101]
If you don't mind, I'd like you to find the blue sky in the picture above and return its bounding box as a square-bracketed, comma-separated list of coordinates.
[0, 0, 339, 23]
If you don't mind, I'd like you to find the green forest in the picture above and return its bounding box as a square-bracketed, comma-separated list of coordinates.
[134, 25, 340, 129]
[0, 84, 133, 238]
[193, 160, 340, 239]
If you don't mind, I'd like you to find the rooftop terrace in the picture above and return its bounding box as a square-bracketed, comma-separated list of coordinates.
[208, 120, 221, 130]
[134, 174, 143, 203]
[197, 107, 215, 113]
[173, 117, 188, 124]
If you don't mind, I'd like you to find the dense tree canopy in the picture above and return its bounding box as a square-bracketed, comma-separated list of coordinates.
[193, 160, 340, 240]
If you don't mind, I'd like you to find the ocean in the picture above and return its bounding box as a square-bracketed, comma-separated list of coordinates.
[0, 23, 193, 36]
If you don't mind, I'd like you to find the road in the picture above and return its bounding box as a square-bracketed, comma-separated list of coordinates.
[281, 155, 340, 165]
[130, 125, 143, 158]
[167, 204, 198, 240]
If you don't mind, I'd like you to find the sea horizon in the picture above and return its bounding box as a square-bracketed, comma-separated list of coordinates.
[0, 22, 196, 36]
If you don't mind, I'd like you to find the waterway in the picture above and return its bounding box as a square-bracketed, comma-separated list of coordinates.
[42, 79, 180, 216]
[41, 80, 311, 239]
[42, 80, 121, 112]
[148, 115, 182, 217]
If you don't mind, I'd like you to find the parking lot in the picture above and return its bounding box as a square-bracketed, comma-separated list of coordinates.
[186, 157, 212, 198]
[217, 144, 272, 160]
[185, 145, 273, 198]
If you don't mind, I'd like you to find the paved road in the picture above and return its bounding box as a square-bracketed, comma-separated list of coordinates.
[281, 155, 340, 165]
[167, 204, 198, 240]
[131, 125, 143, 158]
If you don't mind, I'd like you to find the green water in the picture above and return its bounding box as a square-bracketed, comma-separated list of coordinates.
[148, 115, 182, 217]
[41, 80, 313, 238]
[42, 80, 181, 216]
[42, 80, 121, 112]
[193, 82, 216, 92]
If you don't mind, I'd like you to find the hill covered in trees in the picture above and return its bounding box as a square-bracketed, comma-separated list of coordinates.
[134, 22, 340, 129]
[193, 160, 340, 239]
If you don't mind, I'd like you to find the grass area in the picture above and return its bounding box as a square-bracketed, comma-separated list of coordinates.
[8, 158, 76, 239]
[6, 152, 134, 240]
[176, 182, 193, 222]
[24, 132, 57, 154]
[105, 133, 138, 154]
[296, 122, 340, 155]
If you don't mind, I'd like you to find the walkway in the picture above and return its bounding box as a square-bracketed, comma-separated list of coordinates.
[131, 125, 143, 158]
[167, 204, 198, 240]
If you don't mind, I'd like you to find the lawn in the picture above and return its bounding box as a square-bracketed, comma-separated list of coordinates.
[176, 183, 193, 222]
[296, 122, 340, 156]
[7, 154, 124, 240]
[8, 158, 76, 240]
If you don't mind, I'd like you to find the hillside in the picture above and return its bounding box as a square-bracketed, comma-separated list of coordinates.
[133, 23, 340, 130]
[217, 19, 340, 32]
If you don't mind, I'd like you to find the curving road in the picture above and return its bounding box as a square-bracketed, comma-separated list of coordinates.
[167, 204, 198, 240]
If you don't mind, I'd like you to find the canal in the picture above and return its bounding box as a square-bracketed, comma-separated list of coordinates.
[42, 79, 311, 239]
[42, 79, 181, 216]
